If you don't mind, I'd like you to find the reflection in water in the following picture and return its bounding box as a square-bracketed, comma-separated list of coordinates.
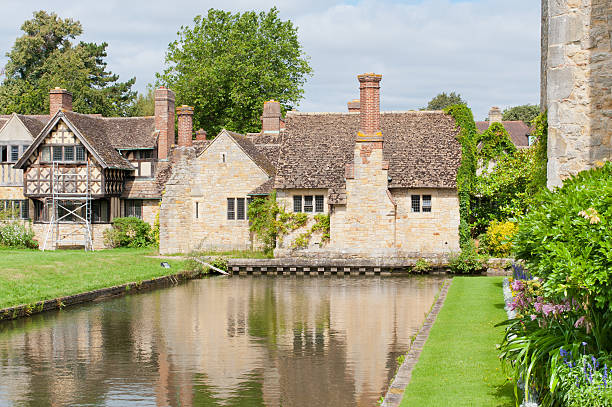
[0, 276, 442, 406]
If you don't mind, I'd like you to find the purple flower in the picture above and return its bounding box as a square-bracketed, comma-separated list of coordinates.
[542, 304, 554, 316]
[530, 314, 537, 321]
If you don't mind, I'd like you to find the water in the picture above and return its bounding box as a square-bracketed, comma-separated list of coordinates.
[0, 275, 443, 406]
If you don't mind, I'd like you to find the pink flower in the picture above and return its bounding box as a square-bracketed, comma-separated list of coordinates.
[574, 316, 586, 328]
[530, 315, 537, 321]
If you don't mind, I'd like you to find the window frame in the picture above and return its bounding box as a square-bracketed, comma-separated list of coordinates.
[236, 198, 246, 220]
[227, 198, 235, 220]
[304, 195, 314, 213]
[422, 195, 432, 213]
[124, 199, 143, 220]
[293, 195, 302, 213]
[411, 195, 421, 213]
[315, 195, 324, 213]
[41, 145, 87, 163]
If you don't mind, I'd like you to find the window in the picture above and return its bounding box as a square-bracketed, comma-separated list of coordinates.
[315, 195, 324, 213]
[237, 198, 245, 220]
[53, 146, 63, 161]
[0, 200, 29, 219]
[195, 202, 199, 219]
[422, 195, 432, 212]
[124, 200, 142, 219]
[0, 146, 6, 162]
[10, 146, 19, 162]
[75, 146, 86, 161]
[221, 152, 227, 163]
[41, 146, 51, 162]
[411, 195, 421, 212]
[293, 195, 302, 213]
[246, 198, 253, 220]
[304, 195, 313, 212]
[64, 146, 74, 161]
[92, 199, 110, 223]
[227, 198, 235, 220]
[41, 145, 86, 162]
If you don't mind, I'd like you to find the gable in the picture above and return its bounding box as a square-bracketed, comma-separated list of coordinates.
[0, 115, 35, 143]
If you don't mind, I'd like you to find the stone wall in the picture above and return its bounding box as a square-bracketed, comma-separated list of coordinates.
[545, 0, 612, 187]
[275, 189, 329, 252]
[141, 200, 159, 227]
[160, 134, 270, 254]
[31, 222, 111, 250]
[0, 186, 25, 200]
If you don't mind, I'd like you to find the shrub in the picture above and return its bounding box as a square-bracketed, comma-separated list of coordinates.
[413, 258, 432, 273]
[104, 217, 153, 248]
[482, 220, 517, 257]
[448, 239, 488, 274]
[514, 162, 612, 311]
[0, 221, 38, 248]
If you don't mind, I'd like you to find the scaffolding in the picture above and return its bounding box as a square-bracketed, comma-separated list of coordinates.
[42, 161, 94, 251]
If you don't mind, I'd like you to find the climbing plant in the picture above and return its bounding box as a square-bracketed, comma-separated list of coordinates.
[475, 122, 516, 166]
[528, 111, 548, 194]
[291, 214, 330, 249]
[444, 104, 478, 248]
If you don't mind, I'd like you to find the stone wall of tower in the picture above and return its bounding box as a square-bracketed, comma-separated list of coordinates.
[544, 0, 612, 187]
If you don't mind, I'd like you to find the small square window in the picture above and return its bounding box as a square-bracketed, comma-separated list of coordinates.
[227, 198, 235, 220]
[422, 195, 432, 212]
[315, 195, 324, 213]
[237, 198, 245, 220]
[75, 146, 86, 161]
[411, 195, 421, 213]
[53, 146, 63, 161]
[304, 195, 313, 212]
[10, 146, 19, 162]
[64, 146, 74, 161]
[293, 195, 302, 213]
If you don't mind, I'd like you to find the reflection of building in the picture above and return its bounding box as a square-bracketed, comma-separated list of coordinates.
[0, 277, 441, 406]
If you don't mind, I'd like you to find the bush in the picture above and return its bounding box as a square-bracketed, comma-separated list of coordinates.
[413, 258, 432, 273]
[482, 220, 517, 257]
[514, 162, 612, 310]
[556, 352, 612, 407]
[448, 239, 488, 274]
[104, 217, 153, 248]
[0, 221, 38, 248]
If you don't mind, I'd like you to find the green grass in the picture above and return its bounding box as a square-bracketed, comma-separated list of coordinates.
[400, 276, 514, 407]
[0, 247, 187, 309]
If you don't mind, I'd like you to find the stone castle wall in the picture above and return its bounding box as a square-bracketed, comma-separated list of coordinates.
[544, 0, 612, 187]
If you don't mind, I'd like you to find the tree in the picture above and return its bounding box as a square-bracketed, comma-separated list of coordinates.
[501, 104, 540, 125]
[0, 11, 136, 116]
[423, 92, 466, 110]
[130, 86, 155, 117]
[157, 8, 312, 136]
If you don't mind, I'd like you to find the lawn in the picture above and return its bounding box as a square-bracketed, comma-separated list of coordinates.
[0, 247, 187, 309]
[400, 276, 515, 407]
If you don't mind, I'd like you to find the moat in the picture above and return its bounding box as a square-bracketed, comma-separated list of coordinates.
[0, 275, 443, 406]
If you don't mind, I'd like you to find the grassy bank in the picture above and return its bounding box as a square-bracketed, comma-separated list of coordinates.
[0, 248, 187, 309]
[400, 276, 514, 406]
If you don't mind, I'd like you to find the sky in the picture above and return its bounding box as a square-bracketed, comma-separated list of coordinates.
[0, 0, 541, 121]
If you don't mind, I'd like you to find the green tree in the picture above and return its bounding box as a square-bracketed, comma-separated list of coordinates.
[0, 10, 136, 116]
[501, 104, 540, 125]
[129, 86, 155, 117]
[157, 8, 312, 136]
[423, 92, 466, 110]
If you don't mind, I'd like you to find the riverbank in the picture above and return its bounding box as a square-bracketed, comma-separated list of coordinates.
[0, 248, 187, 310]
[400, 276, 514, 406]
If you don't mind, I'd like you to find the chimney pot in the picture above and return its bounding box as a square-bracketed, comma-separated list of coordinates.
[155, 87, 176, 159]
[195, 129, 207, 141]
[49, 88, 72, 116]
[177, 105, 194, 147]
[357, 73, 382, 141]
[488, 106, 503, 123]
[262, 100, 282, 134]
[348, 99, 360, 113]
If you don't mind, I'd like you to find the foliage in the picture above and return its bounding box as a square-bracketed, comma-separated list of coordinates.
[413, 258, 432, 273]
[423, 91, 466, 111]
[0, 11, 136, 116]
[186, 256, 228, 275]
[157, 8, 312, 135]
[448, 239, 488, 274]
[476, 121, 516, 164]
[130, 85, 155, 117]
[514, 162, 612, 311]
[472, 147, 542, 234]
[482, 220, 517, 257]
[556, 353, 612, 406]
[444, 104, 477, 248]
[0, 221, 38, 249]
[502, 104, 540, 125]
[103, 217, 153, 248]
[152, 210, 160, 248]
[311, 214, 330, 242]
[528, 112, 548, 193]
[247, 191, 281, 254]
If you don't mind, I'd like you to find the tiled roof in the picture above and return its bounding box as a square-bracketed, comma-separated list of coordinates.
[476, 121, 531, 147]
[103, 116, 156, 149]
[249, 177, 275, 195]
[225, 130, 276, 176]
[274, 111, 461, 190]
[16, 114, 48, 136]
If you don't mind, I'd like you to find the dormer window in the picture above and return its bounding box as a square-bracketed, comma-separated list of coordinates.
[41, 145, 86, 163]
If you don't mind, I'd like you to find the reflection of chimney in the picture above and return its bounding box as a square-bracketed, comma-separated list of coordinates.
[347, 99, 360, 113]
[49, 88, 72, 116]
[488, 106, 502, 123]
[177, 105, 194, 147]
[262, 100, 281, 134]
[195, 129, 207, 141]
[357, 73, 382, 141]
[155, 87, 175, 160]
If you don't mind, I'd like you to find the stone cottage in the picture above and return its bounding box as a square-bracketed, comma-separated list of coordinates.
[160, 73, 462, 258]
[475, 106, 532, 148]
[12, 87, 180, 249]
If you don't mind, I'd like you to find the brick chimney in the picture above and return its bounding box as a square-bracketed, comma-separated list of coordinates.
[195, 129, 207, 141]
[155, 87, 175, 160]
[49, 88, 72, 116]
[357, 73, 382, 141]
[347, 99, 360, 113]
[488, 106, 503, 123]
[177, 105, 194, 147]
[262, 100, 281, 134]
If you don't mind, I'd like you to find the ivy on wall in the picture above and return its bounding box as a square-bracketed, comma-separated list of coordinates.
[476, 122, 516, 165]
[444, 104, 478, 248]
[528, 111, 548, 193]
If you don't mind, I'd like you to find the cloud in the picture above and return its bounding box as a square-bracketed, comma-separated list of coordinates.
[0, 0, 540, 119]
